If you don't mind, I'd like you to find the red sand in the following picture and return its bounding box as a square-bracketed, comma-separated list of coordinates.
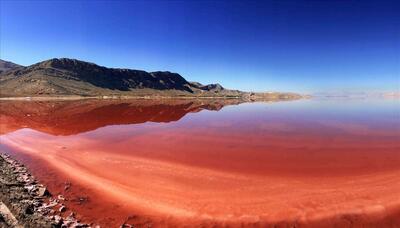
[1, 100, 399, 227]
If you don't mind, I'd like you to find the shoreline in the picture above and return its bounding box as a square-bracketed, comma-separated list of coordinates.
[0, 93, 309, 101]
[0, 153, 90, 227]
[0, 95, 247, 101]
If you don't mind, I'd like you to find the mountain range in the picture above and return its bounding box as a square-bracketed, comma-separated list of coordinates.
[0, 58, 302, 100]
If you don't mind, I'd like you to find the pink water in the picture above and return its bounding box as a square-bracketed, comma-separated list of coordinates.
[0, 98, 399, 227]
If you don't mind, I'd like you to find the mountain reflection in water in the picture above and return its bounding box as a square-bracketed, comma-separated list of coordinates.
[0, 99, 241, 135]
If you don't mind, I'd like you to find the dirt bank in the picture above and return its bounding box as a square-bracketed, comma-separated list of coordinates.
[0, 153, 90, 227]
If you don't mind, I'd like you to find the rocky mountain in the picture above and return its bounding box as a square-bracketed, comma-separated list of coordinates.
[0, 58, 240, 97]
[0, 58, 303, 100]
[0, 59, 22, 73]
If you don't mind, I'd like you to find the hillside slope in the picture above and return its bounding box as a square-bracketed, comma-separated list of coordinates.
[0, 59, 22, 73]
[0, 58, 242, 97]
[0, 58, 303, 100]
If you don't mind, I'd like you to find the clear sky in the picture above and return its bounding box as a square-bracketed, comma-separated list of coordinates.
[1, 0, 399, 93]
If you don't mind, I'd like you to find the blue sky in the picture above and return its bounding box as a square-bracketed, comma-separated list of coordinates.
[1, 0, 399, 93]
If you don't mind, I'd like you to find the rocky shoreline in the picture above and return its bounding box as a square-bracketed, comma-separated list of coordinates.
[0, 153, 91, 228]
[0, 92, 309, 101]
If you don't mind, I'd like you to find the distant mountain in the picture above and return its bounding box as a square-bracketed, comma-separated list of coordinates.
[0, 58, 303, 100]
[0, 59, 22, 73]
[313, 91, 400, 99]
[382, 92, 400, 98]
[0, 58, 234, 97]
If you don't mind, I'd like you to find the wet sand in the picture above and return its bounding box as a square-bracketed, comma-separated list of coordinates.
[0, 99, 399, 227]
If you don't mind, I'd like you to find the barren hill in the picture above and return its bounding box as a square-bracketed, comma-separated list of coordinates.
[0, 59, 22, 73]
[0, 58, 303, 100]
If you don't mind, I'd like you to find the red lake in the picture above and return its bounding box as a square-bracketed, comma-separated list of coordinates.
[0, 98, 399, 227]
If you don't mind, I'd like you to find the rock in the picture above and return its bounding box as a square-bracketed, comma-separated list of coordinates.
[62, 221, 73, 227]
[74, 223, 90, 228]
[67, 212, 75, 220]
[0, 153, 91, 227]
[25, 185, 35, 192]
[53, 215, 63, 225]
[37, 187, 50, 197]
[59, 205, 66, 212]
[32, 201, 42, 207]
[41, 200, 58, 209]
[24, 204, 34, 214]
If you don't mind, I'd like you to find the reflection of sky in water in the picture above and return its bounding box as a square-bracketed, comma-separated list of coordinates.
[2, 98, 399, 143]
[175, 98, 400, 136]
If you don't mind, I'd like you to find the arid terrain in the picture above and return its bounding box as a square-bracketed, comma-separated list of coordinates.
[0, 58, 303, 101]
[2, 0, 398, 226]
